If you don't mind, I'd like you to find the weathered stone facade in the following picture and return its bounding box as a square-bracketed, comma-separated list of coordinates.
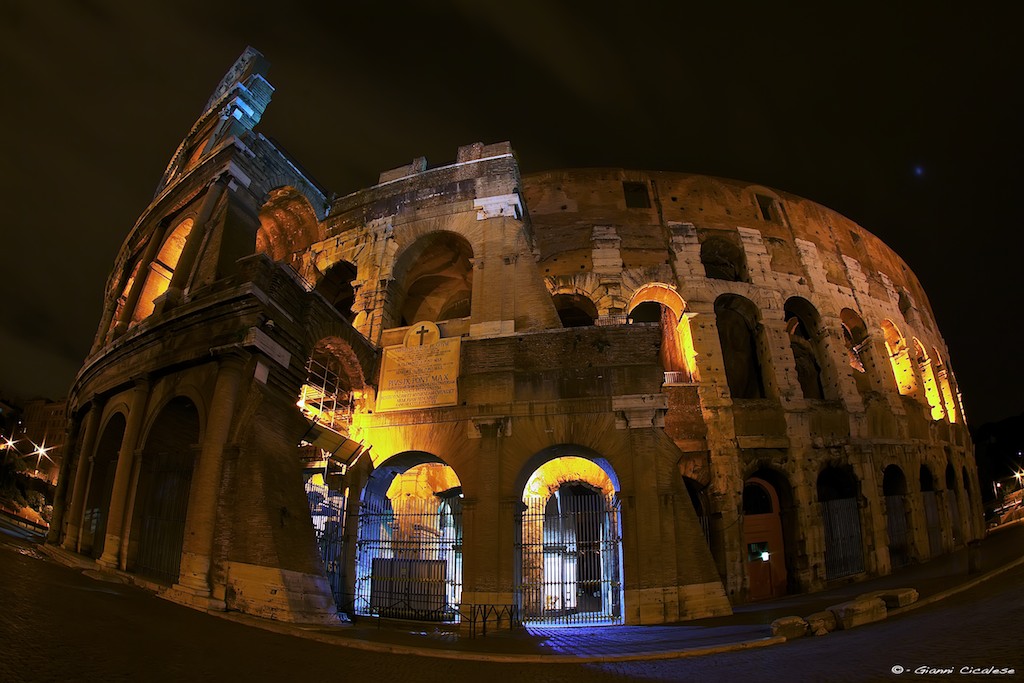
[48, 50, 981, 626]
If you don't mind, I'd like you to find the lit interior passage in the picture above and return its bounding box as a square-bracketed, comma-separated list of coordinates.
[517, 456, 623, 625]
[932, 347, 958, 423]
[355, 460, 463, 621]
[912, 339, 945, 421]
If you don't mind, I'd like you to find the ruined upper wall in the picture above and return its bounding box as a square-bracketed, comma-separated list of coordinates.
[521, 168, 938, 331]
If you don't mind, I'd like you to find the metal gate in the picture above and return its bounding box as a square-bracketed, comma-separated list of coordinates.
[820, 497, 864, 580]
[305, 478, 346, 608]
[922, 491, 943, 557]
[135, 451, 194, 583]
[946, 492, 961, 546]
[515, 484, 623, 625]
[354, 495, 462, 621]
[885, 494, 911, 568]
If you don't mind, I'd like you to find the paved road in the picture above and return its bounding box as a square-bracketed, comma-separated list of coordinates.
[1, 533, 1020, 682]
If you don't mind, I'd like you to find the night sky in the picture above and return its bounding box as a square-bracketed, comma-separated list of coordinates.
[1, 2, 1021, 427]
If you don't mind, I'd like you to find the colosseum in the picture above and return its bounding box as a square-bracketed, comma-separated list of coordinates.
[47, 49, 981, 627]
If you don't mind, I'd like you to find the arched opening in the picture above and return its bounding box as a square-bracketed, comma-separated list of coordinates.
[298, 337, 365, 608]
[945, 463, 961, 546]
[881, 320, 916, 396]
[913, 340, 944, 420]
[700, 235, 746, 282]
[256, 187, 322, 265]
[742, 475, 790, 599]
[714, 294, 765, 399]
[882, 465, 911, 568]
[553, 292, 598, 327]
[628, 284, 699, 383]
[817, 465, 864, 580]
[840, 308, 871, 396]
[784, 297, 827, 400]
[354, 453, 463, 621]
[132, 218, 194, 323]
[79, 413, 126, 558]
[920, 465, 942, 558]
[315, 261, 357, 321]
[128, 397, 201, 583]
[516, 455, 623, 626]
[390, 232, 474, 328]
[933, 348, 958, 423]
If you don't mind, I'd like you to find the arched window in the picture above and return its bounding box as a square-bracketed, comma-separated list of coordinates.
[316, 261, 357, 321]
[784, 298, 826, 400]
[390, 232, 474, 328]
[132, 218, 194, 323]
[931, 347, 958, 423]
[553, 292, 598, 327]
[700, 235, 746, 282]
[714, 294, 765, 399]
[920, 465, 943, 558]
[882, 465, 910, 567]
[840, 308, 871, 395]
[817, 466, 864, 579]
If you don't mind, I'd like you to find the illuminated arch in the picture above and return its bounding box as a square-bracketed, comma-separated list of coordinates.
[132, 218, 194, 323]
[256, 187, 323, 264]
[931, 347, 958, 423]
[627, 283, 698, 383]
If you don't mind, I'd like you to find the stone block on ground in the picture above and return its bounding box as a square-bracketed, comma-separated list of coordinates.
[856, 588, 919, 609]
[805, 610, 837, 636]
[770, 616, 808, 639]
[829, 597, 887, 630]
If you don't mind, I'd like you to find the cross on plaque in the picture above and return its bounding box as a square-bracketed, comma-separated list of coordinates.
[415, 324, 430, 345]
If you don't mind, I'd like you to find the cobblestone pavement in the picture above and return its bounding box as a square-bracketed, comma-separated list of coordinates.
[2, 528, 1021, 682]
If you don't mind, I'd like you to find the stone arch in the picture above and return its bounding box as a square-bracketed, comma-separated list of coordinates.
[784, 297, 828, 400]
[314, 260, 358, 322]
[78, 411, 127, 558]
[353, 450, 463, 621]
[127, 396, 202, 583]
[700, 234, 746, 282]
[132, 218, 195, 323]
[628, 283, 698, 382]
[881, 319, 916, 396]
[912, 339, 944, 420]
[714, 294, 766, 399]
[552, 292, 599, 327]
[515, 447, 623, 625]
[816, 465, 865, 580]
[386, 231, 474, 328]
[256, 186, 324, 265]
[882, 464, 911, 568]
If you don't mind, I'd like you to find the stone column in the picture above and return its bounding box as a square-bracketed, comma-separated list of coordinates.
[46, 414, 80, 545]
[174, 351, 248, 598]
[60, 402, 103, 551]
[97, 378, 150, 569]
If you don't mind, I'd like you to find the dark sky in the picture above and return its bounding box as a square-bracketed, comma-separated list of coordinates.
[1, 2, 1021, 427]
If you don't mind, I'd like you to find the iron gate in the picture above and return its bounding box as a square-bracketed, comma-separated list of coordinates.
[820, 497, 864, 580]
[946, 493, 961, 546]
[922, 491, 943, 557]
[135, 450, 194, 583]
[354, 495, 462, 621]
[305, 478, 346, 607]
[515, 485, 623, 625]
[885, 494, 911, 568]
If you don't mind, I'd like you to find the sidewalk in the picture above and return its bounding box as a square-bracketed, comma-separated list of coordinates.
[206, 521, 1024, 663]
[30, 520, 1023, 663]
